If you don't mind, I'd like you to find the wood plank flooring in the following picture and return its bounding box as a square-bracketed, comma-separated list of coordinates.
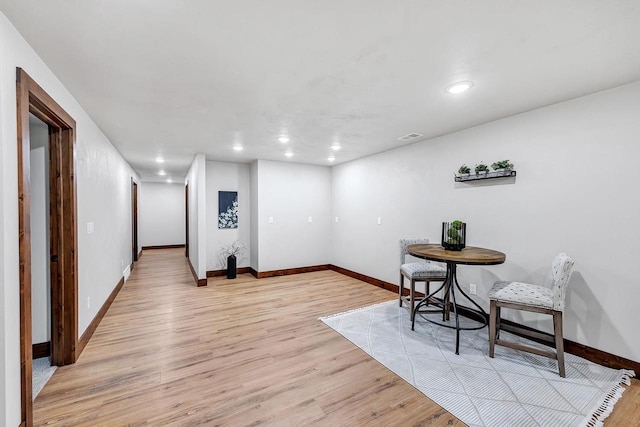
[34, 248, 638, 426]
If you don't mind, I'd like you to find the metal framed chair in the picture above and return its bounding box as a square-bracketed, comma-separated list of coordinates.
[488, 253, 575, 377]
[399, 238, 447, 319]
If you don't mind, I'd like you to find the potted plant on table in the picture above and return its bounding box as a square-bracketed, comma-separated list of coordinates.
[442, 219, 466, 251]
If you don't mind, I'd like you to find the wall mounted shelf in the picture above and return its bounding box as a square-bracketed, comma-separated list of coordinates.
[455, 170, 516, 182]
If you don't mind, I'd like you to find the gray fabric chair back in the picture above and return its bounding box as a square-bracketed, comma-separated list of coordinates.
[551, 253, 575, 311]
[399, 238, 429, 265]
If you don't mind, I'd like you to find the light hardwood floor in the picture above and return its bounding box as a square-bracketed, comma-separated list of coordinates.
[34, 248, 638, 426]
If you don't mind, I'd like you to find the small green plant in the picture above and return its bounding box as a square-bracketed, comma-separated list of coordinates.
[458, 165, 471, 175]
[491, 160, 514, 170]
[445, 220, 464, 244]
[475, 163, 489, 174]
[457, 164, 471, 175]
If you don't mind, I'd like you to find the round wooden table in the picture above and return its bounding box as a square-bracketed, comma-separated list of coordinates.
[407, 244, 506, 354]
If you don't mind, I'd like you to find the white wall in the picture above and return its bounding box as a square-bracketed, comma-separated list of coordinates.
[29, 119, 50, 345]
[0, 13, 140, 424]
[185, 154, 207, 280]
[206, 161, 250, 270]
[255, 160, 331, 271]
[332, 80, 640, 363]
[139, 182, 185, 247]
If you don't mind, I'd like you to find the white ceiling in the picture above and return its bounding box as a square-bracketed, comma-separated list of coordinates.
[2, 1, 640, 182]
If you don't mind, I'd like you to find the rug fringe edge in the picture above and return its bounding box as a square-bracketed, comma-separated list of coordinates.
[580, 369, 635, 427]
[318, 300, 395, 321]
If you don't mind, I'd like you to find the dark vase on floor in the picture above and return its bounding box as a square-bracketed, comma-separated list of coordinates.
[227, 254, 237, 279]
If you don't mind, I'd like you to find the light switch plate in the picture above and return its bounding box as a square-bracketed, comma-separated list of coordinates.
[87, 222, 94, 234]
[268, 216, 274, 224]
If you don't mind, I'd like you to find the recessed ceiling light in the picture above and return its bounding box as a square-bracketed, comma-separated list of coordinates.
[331, 144, 341, 151]
[158, 170, 166, 176]
[284, 152, 293, 158]
[328, 156, 336, 162]
[166, 179, 172, 183]
[233, 146, 244, 151]
[155, 157, 165, 163]
[278, 136, 290, 143]
[445, 81, 474, 94]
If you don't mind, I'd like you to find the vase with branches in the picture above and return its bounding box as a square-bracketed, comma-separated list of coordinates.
[218, 240, 246, 279]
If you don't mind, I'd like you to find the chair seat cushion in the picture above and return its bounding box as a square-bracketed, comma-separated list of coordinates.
[400, 262, 446, 279]
[489, 281, 554, 309]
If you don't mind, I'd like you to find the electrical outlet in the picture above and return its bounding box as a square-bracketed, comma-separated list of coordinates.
[335, 216, 339, 223]
[308, 216, 313, 223]
[377, 216, 382, 225]
[87, 297, 91, 309]
[469, 283, 477, 295]
[268, 216, 274, 224]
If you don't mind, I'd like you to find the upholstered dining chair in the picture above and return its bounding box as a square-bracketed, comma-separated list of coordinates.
[488, 253, 575, 377]
[399, 238, 447, 319]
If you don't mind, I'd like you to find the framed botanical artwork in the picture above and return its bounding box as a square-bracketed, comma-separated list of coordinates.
[218, 191, 238, 229]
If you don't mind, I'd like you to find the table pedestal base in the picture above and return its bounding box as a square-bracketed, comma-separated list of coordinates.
[411, 262, 487, 354]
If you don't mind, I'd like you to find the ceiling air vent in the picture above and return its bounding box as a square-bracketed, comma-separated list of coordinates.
[398, 133, 423, 141]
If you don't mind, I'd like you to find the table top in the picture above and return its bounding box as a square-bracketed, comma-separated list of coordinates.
[408, 243, 506, 266]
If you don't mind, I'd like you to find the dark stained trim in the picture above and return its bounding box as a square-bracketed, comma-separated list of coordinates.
[143, 244, 186, 250]
[78, 277, 125, 355]
[17, 65, 32, 427]
[329, 265, 397, 293]
[255, 264, 331, 279]
[131, 179, 139, 266]
[188, 258, 207, 287]
[249, 268, 259, 278]
[206, 267, 251, 278]
[185, 182, 189, 258]
[32, 342, 51, 359]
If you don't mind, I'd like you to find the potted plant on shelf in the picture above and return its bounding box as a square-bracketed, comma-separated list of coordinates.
[457, 164, 471, 176]
[491, 160, 514, 172]
[218, 240, 246, 279]
[475, 163, 489, 175]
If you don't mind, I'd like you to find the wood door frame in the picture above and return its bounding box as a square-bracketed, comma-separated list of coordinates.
[17, 68, 78, 426]
[131, 178, 139, 266]
[185, 181, 189, 258]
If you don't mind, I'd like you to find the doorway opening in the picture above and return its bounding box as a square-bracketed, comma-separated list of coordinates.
[28, 113, 57, 399]
[17, 68, 78, 426]
[132, 179, 139, 268]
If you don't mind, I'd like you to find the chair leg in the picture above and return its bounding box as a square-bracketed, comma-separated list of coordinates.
[409, 279, 416, 319]
[496, 306, 501, 340]
[399, 273, 404, 307]
[489, 300, 497, 358]
[553, 311, 566, 377]
[425, 281, 430, 306]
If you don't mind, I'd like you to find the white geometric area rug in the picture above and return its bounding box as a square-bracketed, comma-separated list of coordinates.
[319, 301, 634, 427]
